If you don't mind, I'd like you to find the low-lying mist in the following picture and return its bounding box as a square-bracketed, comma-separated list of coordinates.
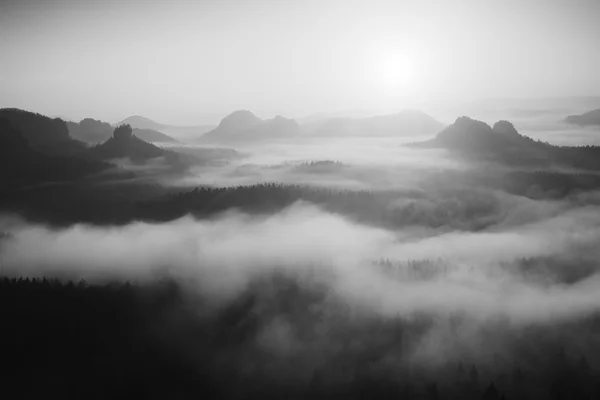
[3, 200, 600, 334]
[4, 198, 600, 399]
[167, 137, 466, 191]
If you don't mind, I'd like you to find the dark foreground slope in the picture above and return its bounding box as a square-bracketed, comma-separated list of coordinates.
[0, 278, 213, 399]
[0, 108, 88, 156]
[2, 275, 600, 399]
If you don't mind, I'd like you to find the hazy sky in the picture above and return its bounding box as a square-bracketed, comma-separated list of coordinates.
[1, 0, 599, 124]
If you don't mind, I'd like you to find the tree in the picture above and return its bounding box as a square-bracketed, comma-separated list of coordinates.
[113, 124, 133, 141]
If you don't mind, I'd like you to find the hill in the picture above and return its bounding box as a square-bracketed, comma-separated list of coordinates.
[88, 125, 166, 161]
[449, 96, 600, 123]
[131, 128, 179, 143]
[306, 110, 444, 137]
[410, 116, 600, 170]
[0, 118, 110, 187]
[565, 109, 600, 127]
[87, 125, 197, 170]
[198, 110, 300, 143]
[68, 118, 179, 144]
[67, 118, 113, 144]
[116, 115, 167, 131]
[0, 108, 87, 156]
[117, 115, 214, 141]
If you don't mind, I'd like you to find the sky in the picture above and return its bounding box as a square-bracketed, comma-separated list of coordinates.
[0, 0, 599, 125]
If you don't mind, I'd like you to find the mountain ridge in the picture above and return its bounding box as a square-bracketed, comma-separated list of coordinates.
[117, 115, 215, 141]
[410, 116, 600, 170]
[565, 109, 600, 127]
[305, 109, 445, 137]
[68, 117, 179, 144]
[199, 110, 300, 143]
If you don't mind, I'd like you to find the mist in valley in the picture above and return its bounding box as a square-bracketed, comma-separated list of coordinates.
[2, 0, 600, 398]
[3, 108, 600, 398]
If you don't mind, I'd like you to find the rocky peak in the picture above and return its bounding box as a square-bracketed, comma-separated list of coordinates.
[113, 124, 133, 141]
[492, 120, 520, 137]
[218, 110, 261, 130]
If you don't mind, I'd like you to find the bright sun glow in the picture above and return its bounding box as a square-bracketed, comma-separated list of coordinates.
[377, 53, 416, 88]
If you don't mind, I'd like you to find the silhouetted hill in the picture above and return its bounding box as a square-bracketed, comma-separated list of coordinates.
[68, 118, 179, 144]
[117, 115, 167, 131]
[433, 117, 544, 153]
[214, 110, 262, 131]
[199, 111, 300, 143]
[451, 96, 600, 123]
[565, 109, 600, 127]
[67, 118, 113, 144]
[411, 116, 600, 169]
[88, 125, 197, 170]
[0, 108, 87, 156]
[0, 118, 110, 187]
[117, 115, 214, 141]
[307, 110, 444, 137]
[88, 125, 166, 161]
[131, 128, 179, 143]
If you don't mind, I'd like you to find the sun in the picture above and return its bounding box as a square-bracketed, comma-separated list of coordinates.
[377, 52, 416, 88]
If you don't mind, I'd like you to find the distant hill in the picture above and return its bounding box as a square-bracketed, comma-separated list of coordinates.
[67, 118, 113, 144]
[131, 128, 179, 143]
[0, 108, 87, 156]
[410, 116, 600, 170]
[0, 118, 110, 187]
[565, 109, 600, 127]
[296, 109, 376, 125]
[116, 115, 167, 131]
[116, 115, 214, 141]
[198, 110, 300, 143]
[306, 110, 445, 137]
[450, 96, 600, 122]
[68, 118, 179, 144]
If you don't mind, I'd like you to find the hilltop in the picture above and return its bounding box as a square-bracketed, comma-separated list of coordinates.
[87, 124, 198, 171]
[117, 115, 215, 141]
[68, 118, 179, 144]
[199, 110, 300, 143]
[88, 125, 166, 161]
[410, 116, 600, 170]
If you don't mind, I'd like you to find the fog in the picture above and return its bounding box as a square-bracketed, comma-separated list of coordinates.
[3, 195, 600, 326]
[170, 139, 466, 190]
